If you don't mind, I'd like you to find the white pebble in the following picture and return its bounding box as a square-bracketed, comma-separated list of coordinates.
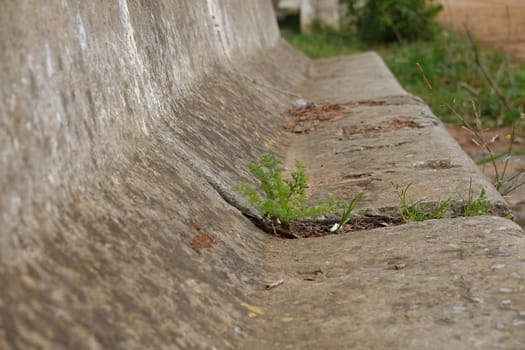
[330, 223, 340, 232]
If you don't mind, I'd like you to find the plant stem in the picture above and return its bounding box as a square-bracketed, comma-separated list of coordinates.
[464, 27, 513, 111]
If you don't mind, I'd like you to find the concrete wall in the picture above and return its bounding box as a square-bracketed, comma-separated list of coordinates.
[300, 0, 341, 32]
[0, 1, 308, 348]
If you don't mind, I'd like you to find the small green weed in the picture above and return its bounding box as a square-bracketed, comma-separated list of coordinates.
[460, 178, 489, 217]
[333, 193, 363, 233]
[392, 182, 452, 221]
[235, 153, 361, 230]
[393, 180, 492, 220]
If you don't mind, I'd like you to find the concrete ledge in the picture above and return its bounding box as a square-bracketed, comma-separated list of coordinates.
[1, 1, 524, 349]
[244, 216, 525, 349]
[302, 52, 405, 102]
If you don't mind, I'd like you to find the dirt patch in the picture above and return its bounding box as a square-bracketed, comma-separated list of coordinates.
[190, 233, 215, 252]
[284, 103, 347, 133]
[343, 119, 420, 136]
[436, 0, 525, 61]
[188, 220, 216, 252]
[244, 200, 511, 239]
[283, 101, 390, 133]
[445, 124, 525, 154]
[287, 216, 405, 238]
[246, 214, 405, 239]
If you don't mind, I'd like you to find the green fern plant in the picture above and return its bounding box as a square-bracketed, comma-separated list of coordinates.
[235, 153, 344, 227]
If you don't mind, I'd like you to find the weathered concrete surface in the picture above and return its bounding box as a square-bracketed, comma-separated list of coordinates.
[291, 53, 507, 215]
[293, 106, 506, 213]
[0, 1, 306, 349]
[1, 0, 525, 349]
[301, 53, 405, 103]
[243, 217, 525, 349]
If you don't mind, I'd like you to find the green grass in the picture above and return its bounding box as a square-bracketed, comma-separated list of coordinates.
[284, 29, 362, 59]
[392, 183, 452, 221]
[283, 25, 525, 127]
[378, 32, 525, 126]
[459, 178, 489, 217]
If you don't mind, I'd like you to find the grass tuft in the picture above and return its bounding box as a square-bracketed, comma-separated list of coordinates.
[459, 178, 489, 217]
[392, 182, 452, 221]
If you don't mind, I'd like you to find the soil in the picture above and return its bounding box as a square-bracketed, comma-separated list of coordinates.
[246, 214, 405, 239]
[445, 124, 525, 155]
[190, 233, 215, 252]
[188, 220, 216, 252]
[342, 119, 421, 136]
[284, 103, 346, 133]
[436, 0, 525, 61]
[284, 100, 391, 133]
